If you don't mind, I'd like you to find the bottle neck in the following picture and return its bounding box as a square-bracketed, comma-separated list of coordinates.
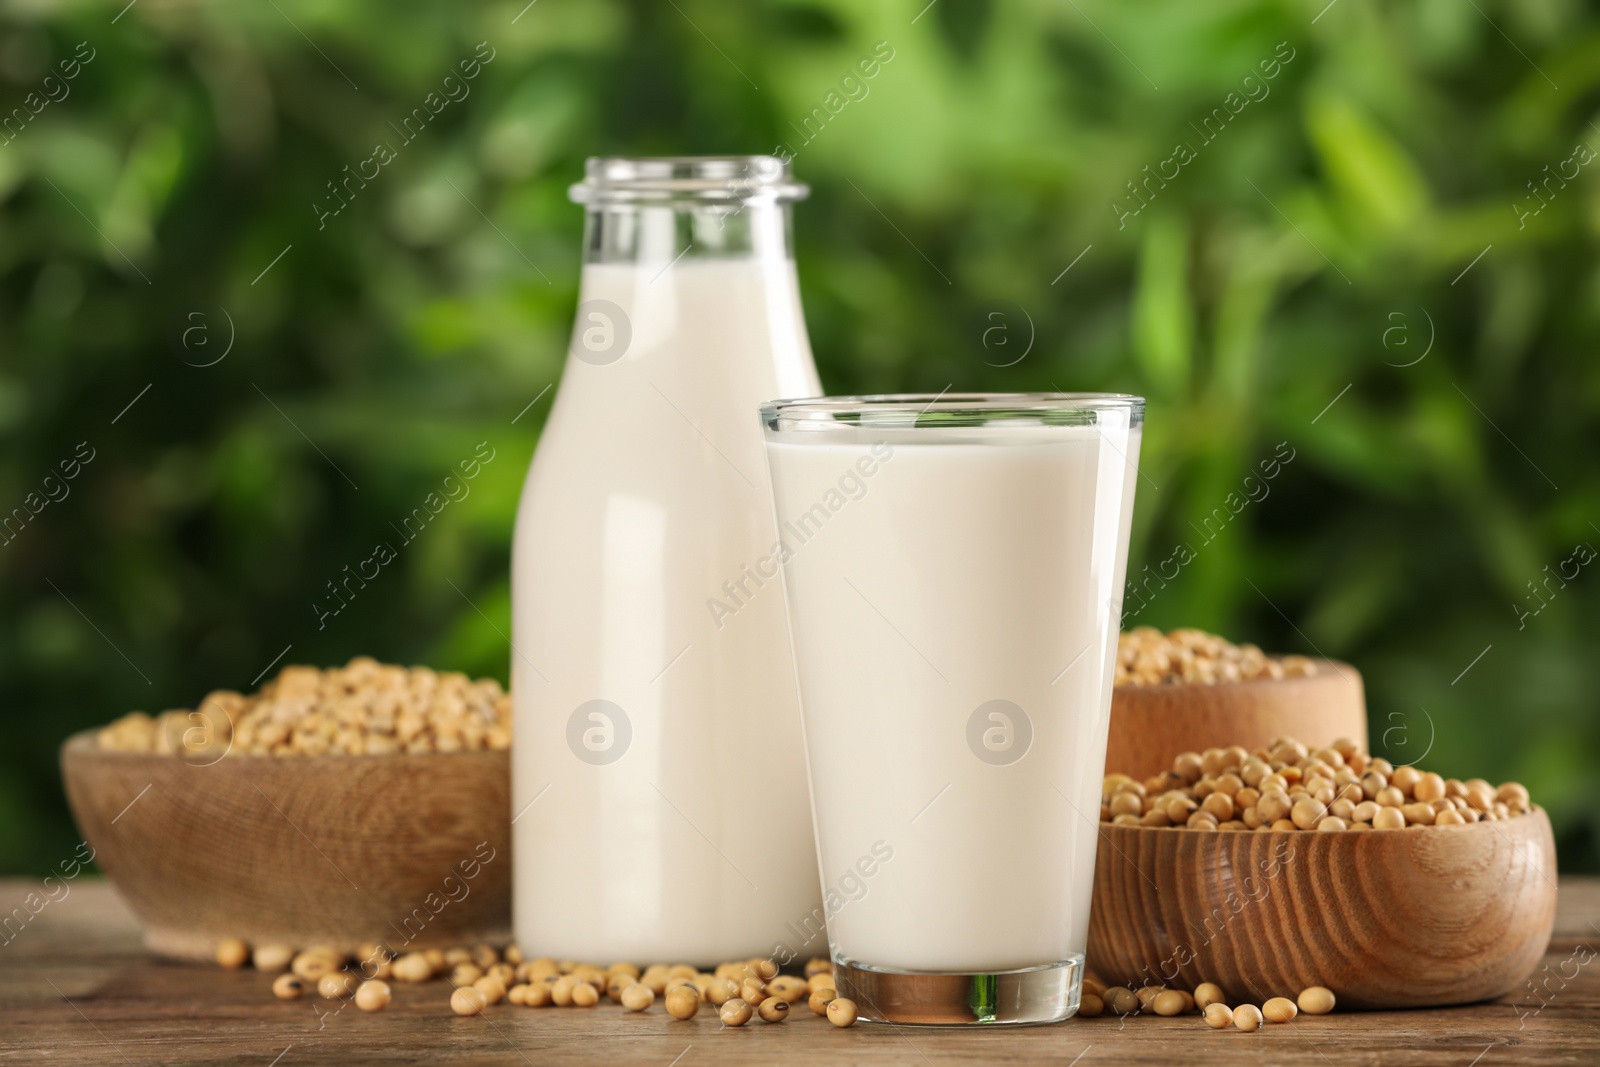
[583, 200, 796, 265]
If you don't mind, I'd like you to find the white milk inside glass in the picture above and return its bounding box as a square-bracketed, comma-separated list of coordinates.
[512, 256, 823, 962]
[765, 423, 1140, 973]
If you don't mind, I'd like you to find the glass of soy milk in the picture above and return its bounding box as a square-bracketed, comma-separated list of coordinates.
[760, 393, 1143, 1025]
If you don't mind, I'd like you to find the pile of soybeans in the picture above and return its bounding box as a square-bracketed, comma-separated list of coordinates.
[1079, 976, 1336, 1030]
[212, 938, 858, 1029]
[1101, 735, 1532, 832]
[95, 659, 511, 758]
[1115, 627, 1319, 687]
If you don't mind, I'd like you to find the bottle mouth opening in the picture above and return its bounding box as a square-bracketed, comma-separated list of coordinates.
[570, 156, 807, 205]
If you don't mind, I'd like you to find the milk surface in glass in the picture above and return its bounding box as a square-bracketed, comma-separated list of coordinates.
[762, 398, 1140, 998]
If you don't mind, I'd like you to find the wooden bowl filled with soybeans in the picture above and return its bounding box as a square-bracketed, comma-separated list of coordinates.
[1107, 628, 1368, 781]
[1086, 736, 1557, 1008]
[61, 658, 513, 960]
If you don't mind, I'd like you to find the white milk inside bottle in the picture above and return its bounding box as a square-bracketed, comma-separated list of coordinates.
[512, 158, 825, 962]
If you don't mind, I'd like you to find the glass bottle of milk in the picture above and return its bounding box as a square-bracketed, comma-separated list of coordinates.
[512, 157, 824, 963]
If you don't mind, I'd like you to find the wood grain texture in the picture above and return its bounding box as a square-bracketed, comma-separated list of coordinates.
[1106, 659, 1367, 780]
[1087, 808, 1558, 1008]
[2, 878, 1597, 1066]
[59, 733, 511, 959]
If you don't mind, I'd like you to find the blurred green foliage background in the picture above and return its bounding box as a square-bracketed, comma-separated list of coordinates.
[1, 0, 1596, 876]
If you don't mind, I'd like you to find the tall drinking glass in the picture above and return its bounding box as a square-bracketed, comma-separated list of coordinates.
[760, 394, 1143, 1025]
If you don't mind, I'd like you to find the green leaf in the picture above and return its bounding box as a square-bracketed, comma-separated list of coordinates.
[1132, 213, 1193, 396]
[1304, 91, 1430, 231]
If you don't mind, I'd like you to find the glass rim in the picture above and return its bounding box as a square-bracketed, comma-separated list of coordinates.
[571, 155, 807, 204]
[761, 392, 1145, 431]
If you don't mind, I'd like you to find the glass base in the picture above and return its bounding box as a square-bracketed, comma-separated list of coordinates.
[833, 955, 1083, 1026]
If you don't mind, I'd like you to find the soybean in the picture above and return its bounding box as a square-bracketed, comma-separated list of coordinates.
[1152, 990, 1189, 1016]
[318, 971, 358, 999]
[292, 951, 338, 982]
[620, 984, 655, 1012]
[450, 987, 487, 1016]
[665, 985, 701, 1020]
[1373, 805, 1406, 830]
[1106, 987, 1140, 1015]
[253, 943, 294, 973]
[1298, 986, 1336, 1014]
[1262, 996, 1297, 1022]
[1414, 772, 1446, 802]
[392, 952, 432, 983]
[215, 938, 250, 970]
[769, 975, 809, 1003]
[355, 980, 391, 1012]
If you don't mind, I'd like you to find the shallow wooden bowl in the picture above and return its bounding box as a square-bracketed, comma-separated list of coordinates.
[60, 732, 512, 960]
[1106, 659, 1367, 780]
[1086, 809, 1558, 1008]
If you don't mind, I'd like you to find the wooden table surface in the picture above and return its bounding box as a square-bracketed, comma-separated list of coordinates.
[3, 878, 1597, 1066]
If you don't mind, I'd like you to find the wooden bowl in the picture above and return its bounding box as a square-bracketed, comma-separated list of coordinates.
[60, 731, 512, 960]
[1086, 809, 1558, 1008]
[1106, 659, 1367, 780]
